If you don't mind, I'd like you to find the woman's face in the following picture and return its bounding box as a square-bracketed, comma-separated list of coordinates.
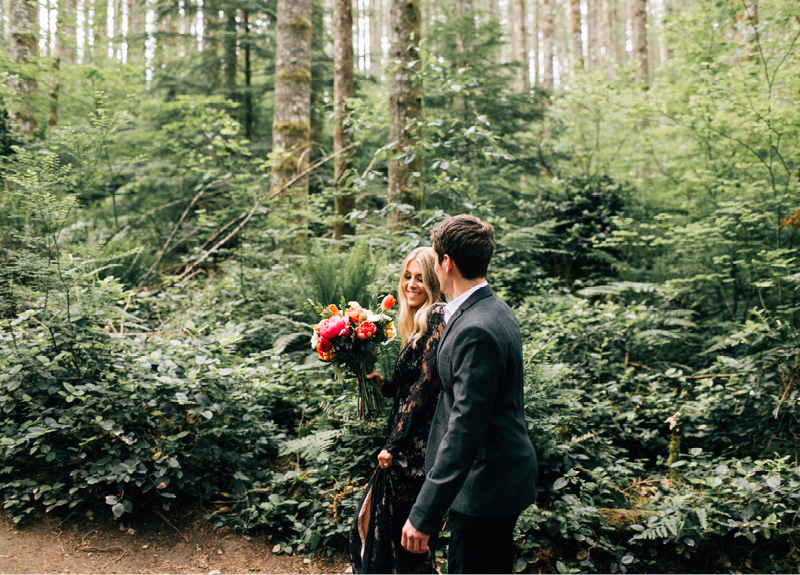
[402, 259, 428, 311]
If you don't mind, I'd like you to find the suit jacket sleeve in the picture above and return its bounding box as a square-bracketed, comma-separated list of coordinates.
[408, 323, 503, 535]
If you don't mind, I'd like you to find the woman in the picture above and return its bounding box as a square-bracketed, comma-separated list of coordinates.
[349, 247, 445, 574]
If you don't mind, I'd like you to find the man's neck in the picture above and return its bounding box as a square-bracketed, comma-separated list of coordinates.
[450, 277, 487, 300]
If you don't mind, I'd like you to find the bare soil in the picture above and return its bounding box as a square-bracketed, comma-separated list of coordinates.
[0, 507, 350, 574]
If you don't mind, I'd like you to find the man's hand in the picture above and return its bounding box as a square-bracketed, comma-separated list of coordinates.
[401, 519, 430, 554]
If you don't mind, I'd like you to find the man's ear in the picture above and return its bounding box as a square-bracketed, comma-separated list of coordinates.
[442, 254, 453, 273]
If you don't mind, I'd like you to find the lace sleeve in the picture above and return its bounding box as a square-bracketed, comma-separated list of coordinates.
[381, 378, 397, 398]
[382, 306, 445, 455]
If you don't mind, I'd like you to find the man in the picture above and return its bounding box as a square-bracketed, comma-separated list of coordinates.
[401, 214, 538, 573]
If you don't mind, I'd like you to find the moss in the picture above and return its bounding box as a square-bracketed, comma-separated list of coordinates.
[287, 15, 312, 42]
[274, 154, 298, 173]
[275, 120, 310, 141]
[278, 64, 312, 86]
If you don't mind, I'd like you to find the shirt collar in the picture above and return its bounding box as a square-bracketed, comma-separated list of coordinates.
[444, 281, 488, 324]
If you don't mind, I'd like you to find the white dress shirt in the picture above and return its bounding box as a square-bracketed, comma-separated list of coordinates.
[443, 281, 488, 324]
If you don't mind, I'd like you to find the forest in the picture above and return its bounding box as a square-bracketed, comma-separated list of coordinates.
[0, 0, 799, 572]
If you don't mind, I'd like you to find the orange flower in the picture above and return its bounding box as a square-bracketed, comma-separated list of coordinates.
[327, 304, 341, 316]
[345, 306, 363, 325]
[381, 294, 396, 311]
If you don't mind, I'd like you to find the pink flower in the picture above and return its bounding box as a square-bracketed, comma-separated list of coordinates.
[318, 315, 348, 340]
[381, 294, 397, 311]
[355, 321, 377, 340]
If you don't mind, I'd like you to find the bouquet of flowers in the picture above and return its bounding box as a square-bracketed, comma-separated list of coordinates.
[310, 294, 397, 419]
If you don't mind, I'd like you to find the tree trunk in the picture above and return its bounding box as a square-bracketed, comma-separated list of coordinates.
[369, 0, 381, 78]
[47, 56, 60, 128]
[603, 0, 619, 73]
[9, 0, 38, 137]
[333, 0, 355, 239]
[58, 0, 78, 64]
[455, 0, 472, 57]
[243, 10, 253, 140]
[203, 2, 221, 91]
[128, 0, 142, 63]
[530, 0, 539, 85]
[271, 0, 311, 207]
[113, 0, 122, 58]
[586, 0, 600, 69]
[511, 0, 528, 92]
[569, 0, 582, 75]
[224, 9, 237, 98]
[540, 0, 554, 90]
[631, 0, 647, 86]
[388, 0, 423, 220]
[659, 0, 671, 63]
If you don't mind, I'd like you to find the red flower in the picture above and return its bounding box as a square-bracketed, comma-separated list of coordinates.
[316, 339, 334, 361]
[355, 321, 377, 340]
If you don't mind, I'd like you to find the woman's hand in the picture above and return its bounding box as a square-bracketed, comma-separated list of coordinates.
[366, 372, 384, 389]
[377, 449, 393, 469]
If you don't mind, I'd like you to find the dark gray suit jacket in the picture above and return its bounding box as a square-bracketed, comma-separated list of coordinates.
[408, 285, 538, 536]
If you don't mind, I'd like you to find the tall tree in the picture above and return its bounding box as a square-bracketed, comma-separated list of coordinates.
[511, 0, 528, 92]
[369, 0, 381, 78]
[586, 0, 600, 68]
[242, 10, 253, 139]
[631, 0, 648, 86]
[271, 0, 312, 205]
[223, 9, 237, 98]
[603, 0, 621, 73]
[9, 0, 38, 137]
[569, 0, 582, 75]
[387, 0, 423, 218]
[530, 0, 539, 85]
[540, 0, 554, 89]
[333, 0, 355, 239]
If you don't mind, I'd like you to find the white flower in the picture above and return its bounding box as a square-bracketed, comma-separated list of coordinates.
[310, 331, 319, 349]
[367, 313, 382, 323]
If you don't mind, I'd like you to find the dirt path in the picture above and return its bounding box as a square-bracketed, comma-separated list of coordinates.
[0, 508, 350, 574]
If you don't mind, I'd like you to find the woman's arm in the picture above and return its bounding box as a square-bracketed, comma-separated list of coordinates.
[381, 306, 445, 456]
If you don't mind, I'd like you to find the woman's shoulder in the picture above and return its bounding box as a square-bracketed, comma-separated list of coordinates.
[427, 303, 446, 319]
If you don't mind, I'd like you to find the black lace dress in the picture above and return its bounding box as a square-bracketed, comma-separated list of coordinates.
[349, 305, 445, 574]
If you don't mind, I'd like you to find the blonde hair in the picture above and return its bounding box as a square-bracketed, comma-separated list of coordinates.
[397, 247, 443, 349]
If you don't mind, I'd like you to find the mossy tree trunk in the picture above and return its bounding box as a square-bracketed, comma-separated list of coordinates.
[387, 0, 423, 222]
[511, 0, 528, 92]
[587, 0, 600, 69]
[631, 0, 648, 86]
[333, 0, 355, 239]
[271, 0, 311, 214]
[224, 9, 237, 99]
[9, 0, 38, 137]
[530, 0, 540, 86]
[243, 10, 253, 140]
[570, 0, 583, 75]
[369, 0, 382, 78]
[540, 0, 554, 90]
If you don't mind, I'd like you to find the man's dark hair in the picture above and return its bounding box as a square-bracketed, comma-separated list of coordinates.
[430, 215, 495, 280]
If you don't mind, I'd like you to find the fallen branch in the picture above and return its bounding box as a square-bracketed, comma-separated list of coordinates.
[143, 188, 207, 283]
[80, 545, 127, 562]
[173, 145, 356, 285]
[155, 510, 190, 543]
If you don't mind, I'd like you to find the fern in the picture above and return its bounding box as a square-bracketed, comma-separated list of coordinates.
[278, 429, 346, 460]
